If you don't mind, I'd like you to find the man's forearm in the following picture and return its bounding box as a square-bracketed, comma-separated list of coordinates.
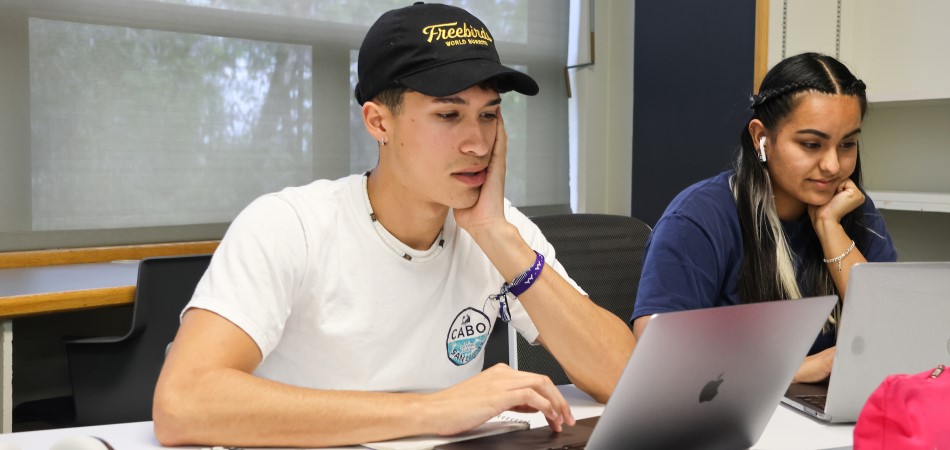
[518, 270, 636, 403]
[154, 366, 428, 448]
[469, 222, 636, 403]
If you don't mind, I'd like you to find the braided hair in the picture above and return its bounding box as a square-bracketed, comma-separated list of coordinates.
[731, 53, 868, 327]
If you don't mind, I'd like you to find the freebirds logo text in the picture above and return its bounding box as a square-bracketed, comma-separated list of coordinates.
[421, 22, 493, 47]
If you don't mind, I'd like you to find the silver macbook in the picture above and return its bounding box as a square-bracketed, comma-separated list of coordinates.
[437, 295, 836, 450]
[783, 262, 950, 423]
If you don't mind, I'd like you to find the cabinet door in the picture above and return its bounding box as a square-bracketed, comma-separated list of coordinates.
[770, 0, 950, 102]
[767, 0, 840, 67]
[845, 0, 950, 102]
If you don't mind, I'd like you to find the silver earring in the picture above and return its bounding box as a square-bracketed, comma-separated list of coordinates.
[758, 136, 767, 163]
[380, 137, 386, 146]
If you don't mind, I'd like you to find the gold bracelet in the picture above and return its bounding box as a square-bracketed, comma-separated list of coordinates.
[823, 240, 856, 272]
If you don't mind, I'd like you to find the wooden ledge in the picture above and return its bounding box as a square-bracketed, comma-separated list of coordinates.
[0, 241, 218, 318]
[0, 241, 219, 269]
[0, 286, 136, 319]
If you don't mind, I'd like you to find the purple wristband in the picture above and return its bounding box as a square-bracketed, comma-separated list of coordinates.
[507, 251, 545, 297]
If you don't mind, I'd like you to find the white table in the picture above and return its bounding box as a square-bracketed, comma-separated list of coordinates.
[0, 385, 853, 449]
[0, 261, 140, 433]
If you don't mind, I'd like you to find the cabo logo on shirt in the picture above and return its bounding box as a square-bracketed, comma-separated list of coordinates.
[446, 307, 491, 366]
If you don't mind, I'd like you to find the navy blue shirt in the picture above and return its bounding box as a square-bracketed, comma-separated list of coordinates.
[632, 170, 898, 354]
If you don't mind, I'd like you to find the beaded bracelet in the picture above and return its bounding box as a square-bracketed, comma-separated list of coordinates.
[492, 251, 545, 323]
[823, 240, 856, 272]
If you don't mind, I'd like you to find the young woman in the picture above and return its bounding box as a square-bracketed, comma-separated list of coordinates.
[631, 53, 897, 383]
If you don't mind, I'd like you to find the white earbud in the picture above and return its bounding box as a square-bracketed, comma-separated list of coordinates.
[758, 136, 767, 163]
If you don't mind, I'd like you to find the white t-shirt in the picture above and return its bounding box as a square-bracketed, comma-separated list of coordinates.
[187, 174, 583, 393]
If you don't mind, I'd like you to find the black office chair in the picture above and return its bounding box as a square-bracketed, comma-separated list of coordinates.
[13, 254, 212, 427]
[511, 213, 651, 385]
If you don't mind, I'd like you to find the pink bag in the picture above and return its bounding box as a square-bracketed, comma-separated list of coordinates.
[853, 364, 950, 450]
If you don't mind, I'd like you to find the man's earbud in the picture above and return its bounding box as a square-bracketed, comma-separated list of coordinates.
[758, 136, 767, 163]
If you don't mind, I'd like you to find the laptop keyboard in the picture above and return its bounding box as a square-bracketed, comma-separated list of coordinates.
[797, 394, 828, 411]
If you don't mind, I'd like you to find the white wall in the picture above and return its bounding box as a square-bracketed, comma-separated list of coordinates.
[572, 0, 634, 216]
[0, 10, 31, 232]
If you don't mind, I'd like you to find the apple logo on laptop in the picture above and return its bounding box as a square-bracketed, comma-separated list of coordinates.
[699, 373, 724, 403]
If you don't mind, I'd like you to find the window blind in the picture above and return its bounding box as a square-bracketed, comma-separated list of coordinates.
[0, 0, 569, 249]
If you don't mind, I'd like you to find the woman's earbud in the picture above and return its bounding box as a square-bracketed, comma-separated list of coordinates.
[758, 136, 767, 163]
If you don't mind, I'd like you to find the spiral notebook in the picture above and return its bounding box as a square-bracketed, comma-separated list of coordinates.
[361, 414, 530, 450]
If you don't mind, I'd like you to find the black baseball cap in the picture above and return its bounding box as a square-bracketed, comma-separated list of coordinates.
[354, 2, 539, 105]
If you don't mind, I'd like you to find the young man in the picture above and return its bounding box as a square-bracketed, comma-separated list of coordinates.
[153, 3, 636, 448]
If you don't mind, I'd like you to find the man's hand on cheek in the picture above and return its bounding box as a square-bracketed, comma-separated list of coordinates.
[455, 109, 508, 234]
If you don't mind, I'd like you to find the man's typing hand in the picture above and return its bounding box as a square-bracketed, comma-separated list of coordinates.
[422, 363, 576, 436]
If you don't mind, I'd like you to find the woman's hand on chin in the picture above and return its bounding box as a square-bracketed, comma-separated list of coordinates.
[808, 179, 864, 234]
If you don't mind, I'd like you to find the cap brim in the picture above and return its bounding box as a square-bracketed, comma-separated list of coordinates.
[397, 59, 539, 98]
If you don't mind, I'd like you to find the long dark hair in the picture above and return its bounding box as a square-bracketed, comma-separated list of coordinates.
[732, 53, 868, 324]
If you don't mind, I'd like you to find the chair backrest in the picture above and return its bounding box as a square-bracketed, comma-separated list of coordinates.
[513, 213, 651, 384]
[65, 254, 212, 425]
